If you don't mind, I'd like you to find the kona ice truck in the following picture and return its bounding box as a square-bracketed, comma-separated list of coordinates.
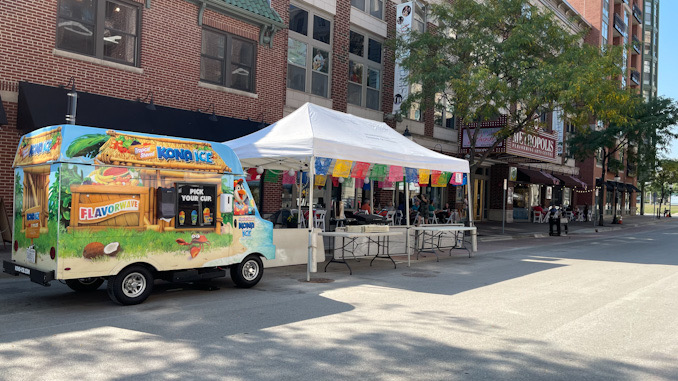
[3, 125, 275, 305]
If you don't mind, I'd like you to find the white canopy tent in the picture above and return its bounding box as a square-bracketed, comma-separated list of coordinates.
[225, 102, 470, 279]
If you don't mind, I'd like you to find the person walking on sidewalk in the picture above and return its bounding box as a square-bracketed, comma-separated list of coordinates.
[548, 205, 561, 236]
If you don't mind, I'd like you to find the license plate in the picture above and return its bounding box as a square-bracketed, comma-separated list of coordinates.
[14, 265, 30, 275]
[26, 247, 36, 264]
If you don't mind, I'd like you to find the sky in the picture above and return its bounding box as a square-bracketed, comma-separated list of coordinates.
[658, 1, 678, 159]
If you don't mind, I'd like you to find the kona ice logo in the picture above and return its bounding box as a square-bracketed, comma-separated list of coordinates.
[157, 146, 214, 164]
[80, 199, 140, 221]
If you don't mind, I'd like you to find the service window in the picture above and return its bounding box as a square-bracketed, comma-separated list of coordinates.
[175, 183, 216, 229]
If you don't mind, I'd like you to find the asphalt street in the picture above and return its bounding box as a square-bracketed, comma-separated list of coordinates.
[1, 220, 677, 380]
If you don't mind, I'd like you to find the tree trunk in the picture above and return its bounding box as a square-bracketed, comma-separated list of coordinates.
[598, 155, 607, 226]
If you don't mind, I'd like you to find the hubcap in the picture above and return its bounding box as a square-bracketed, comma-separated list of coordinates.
[242, 260, 259, 281]
[122, 272, 146, 298]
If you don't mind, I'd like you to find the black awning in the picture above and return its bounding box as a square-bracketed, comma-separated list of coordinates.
[517, 168, 559, 185]
[625, 183, 641, 192]
[596, 178, 615, 190]
[0, 93, 7, 125]
[17, 81, 263, 141]
[553, 173, 578, 188]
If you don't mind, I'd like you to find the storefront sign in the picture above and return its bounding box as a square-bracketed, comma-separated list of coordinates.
[507, 130, 558, 163]
[461, 128, 501, 149]
[458, 117, 507, 154]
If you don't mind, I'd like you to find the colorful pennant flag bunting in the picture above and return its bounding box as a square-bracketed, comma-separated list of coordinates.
[263, 170, 279, 183]
[405, 167, 418, 183]
[450, 172, 467, 186]
[369, 164, 388, 181]
[314, 157, 332, 175]
[418, 169, 430, 184]
[282, 171, 296, 185]
[388, 165, 403, 182]
[332, 160, 352, 178]
[351, 162, 371, 178]
[314, 174, 327, 186]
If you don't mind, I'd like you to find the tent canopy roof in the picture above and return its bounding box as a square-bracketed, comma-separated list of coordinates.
[224, 103, 470, 174]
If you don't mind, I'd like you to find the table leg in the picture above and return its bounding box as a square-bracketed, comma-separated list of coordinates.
[324, 236, 353, 275]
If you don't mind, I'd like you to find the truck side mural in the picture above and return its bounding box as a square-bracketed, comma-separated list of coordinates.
[5, 125, 273, 305]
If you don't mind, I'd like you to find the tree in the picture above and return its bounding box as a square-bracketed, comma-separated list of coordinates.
[648, 159, 678, 218]
[568, 96, 678, 225]
[634, 97, 678, 214]
[395, 0, 631, 216]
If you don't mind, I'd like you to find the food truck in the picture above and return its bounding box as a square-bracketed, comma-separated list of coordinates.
[3, 125, 275, 305]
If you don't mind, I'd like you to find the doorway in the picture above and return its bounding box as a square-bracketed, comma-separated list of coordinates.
[474, 178, 484, 221]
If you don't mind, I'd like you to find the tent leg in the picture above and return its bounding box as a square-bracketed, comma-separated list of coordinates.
[405, 177, 410, 268]
[307, 157, 315, 282]
[466, 180, 474, 226]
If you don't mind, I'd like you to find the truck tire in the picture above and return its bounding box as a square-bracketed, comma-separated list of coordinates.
[107, 265, 154, 305]
[230, 255, 263, 288]
[65, 278, 104, 292]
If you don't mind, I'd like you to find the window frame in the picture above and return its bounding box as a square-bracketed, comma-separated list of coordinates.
[347, 29, 383, 111]
[351, 0, 384, 21]
[200, 27, 257, 93]
[56, 0, 141, 67]
[287, 4, 333, 98]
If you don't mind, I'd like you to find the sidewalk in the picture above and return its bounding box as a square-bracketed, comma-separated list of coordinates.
[473, 214, 673, 242]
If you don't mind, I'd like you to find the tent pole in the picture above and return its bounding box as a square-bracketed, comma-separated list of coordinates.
[466, 176, 474, 226]
[307, 157, 315, 282]
[370, 181, 374, 214]
[405, 177, 410, 267]
[297, 167, 302, 228]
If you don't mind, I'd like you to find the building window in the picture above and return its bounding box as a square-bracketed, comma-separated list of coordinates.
[348, 30, 383, 110]
[201, 29, 256, 92]
[351, 0, 383, 20]
[57, 0, 140, 66]
[287, 5, 332, 97]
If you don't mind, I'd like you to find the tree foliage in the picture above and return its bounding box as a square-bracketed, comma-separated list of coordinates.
[395, 0, 630, 172]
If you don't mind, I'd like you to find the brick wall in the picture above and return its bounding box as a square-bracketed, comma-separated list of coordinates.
[0, 101, 19, 224]
[261, 172, 282, 214]
[0, 0, 288, 225]
[331, 0, 351, 112]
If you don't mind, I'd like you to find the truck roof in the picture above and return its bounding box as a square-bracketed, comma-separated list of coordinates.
[13, 125, 245, 175]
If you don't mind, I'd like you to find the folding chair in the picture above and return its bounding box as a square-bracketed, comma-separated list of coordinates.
[385, 210, 396, 225]
[314, 210, 327, 231]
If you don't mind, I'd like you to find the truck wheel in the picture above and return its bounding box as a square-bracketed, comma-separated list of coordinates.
[230, 255, 263, 288]
[107, 265, 154, 305]
[65, 278, 104, 292]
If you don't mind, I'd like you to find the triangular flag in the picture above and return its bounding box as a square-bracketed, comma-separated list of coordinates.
[332, 160, 352, 178]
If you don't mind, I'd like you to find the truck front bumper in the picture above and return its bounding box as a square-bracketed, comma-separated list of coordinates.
[3, 260, 54, 286]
